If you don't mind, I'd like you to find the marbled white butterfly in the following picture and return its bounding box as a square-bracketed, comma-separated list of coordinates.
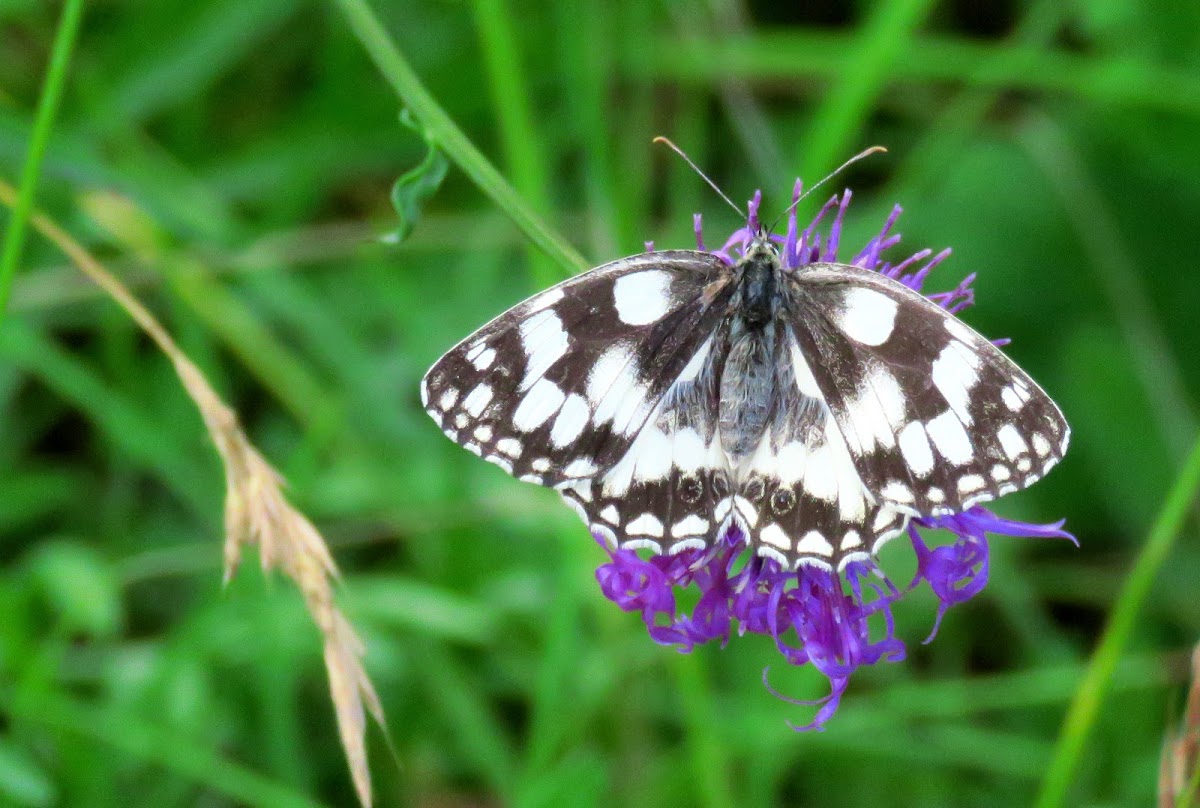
[420, 218, 1068, 571]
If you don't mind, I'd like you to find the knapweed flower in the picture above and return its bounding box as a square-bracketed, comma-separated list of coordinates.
[596, 185, 1075, 730]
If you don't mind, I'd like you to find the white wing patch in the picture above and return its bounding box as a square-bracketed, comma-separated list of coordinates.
[513, 378, 566, 432]
[837, 287, 898, 346]
[898, 421, 935, 477]
[518, 310, 569, 391]
[549, 393, 591, 447]
[931, 340, 980, 424]
[588, 344, 653, 437]
[925, 409, 974, 466]
[613, 270, 674, 325]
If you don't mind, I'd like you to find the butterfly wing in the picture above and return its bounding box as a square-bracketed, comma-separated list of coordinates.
[730, 325, 909, 570]
[565, 322, 736, 554]
[785, 263, 1069, 522]
[422, 250, 738, 548]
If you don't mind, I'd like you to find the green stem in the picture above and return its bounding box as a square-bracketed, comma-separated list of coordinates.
[0, 0, 86, 324]
[797, 0, 938, 181]
[330, 0, 587, 276]
[556, 0, 623, 254]
[470, 0, 559, 287]
[1035, 434, 1200, 807]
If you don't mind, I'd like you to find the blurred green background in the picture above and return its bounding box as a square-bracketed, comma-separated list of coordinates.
[2, 0, 1199, 805]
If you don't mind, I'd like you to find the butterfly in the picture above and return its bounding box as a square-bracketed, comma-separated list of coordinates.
[420, 230, 1069, 571]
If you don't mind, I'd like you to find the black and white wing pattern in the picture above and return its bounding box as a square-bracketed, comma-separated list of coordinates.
[424, 240, 1069, 573]
[733, 328, 910, 569]
[421, 250, 738, 551]
[785, 263, 1069, 524]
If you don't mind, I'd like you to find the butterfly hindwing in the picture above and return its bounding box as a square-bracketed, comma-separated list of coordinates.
[422, 250, 733, 496]
[734, 326, 909, 569]
[785, 263, 1070, 519]
[561, 326, 734, 554]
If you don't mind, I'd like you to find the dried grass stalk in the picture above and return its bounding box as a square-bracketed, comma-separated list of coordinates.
[1161, 645, 1200, 808]
[0, 180, 384, 808]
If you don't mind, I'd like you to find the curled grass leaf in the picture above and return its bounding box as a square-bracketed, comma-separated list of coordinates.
[384, 108, 449, 245]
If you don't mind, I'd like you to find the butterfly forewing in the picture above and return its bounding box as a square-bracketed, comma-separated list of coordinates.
[786, 263, 1070, 521]
[422, 250, 733, 497]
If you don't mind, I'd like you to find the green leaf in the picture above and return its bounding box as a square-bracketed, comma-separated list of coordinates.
[384, 108, 449, 244]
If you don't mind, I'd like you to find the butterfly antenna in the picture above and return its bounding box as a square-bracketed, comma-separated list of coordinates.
[769, 145, 888, 233]
[653, 136, 745, 221]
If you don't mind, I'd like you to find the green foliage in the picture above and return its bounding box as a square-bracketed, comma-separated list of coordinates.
[385, 109, 448, 245]
[1, 0, 1199, 806]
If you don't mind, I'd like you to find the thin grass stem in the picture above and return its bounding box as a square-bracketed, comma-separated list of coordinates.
[797, 0, 938, 182]
[470, 0, 559, 288]
[0, 0, 86, 323]
[1036, 435, 1200, 807]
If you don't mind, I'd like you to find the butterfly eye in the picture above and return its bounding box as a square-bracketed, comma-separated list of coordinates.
[771, 488, 796, 514]
[679, 475, 703, 504]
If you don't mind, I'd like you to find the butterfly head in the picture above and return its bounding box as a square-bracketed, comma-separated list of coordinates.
[743, 233, 779, 260]
[738, 233, 783, 276]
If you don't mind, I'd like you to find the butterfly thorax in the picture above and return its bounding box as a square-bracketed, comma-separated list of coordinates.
[737, 238, 781, 328]
[719, 239, 786, 459]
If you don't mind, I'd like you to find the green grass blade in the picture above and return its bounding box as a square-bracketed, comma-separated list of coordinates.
[797, 0, 938, 181]
[554, 0, 622, 254]
[330, 0, 587, 276]
[1035, 434, 1200, 807]
[0, 0, 86, 324]
[4, 688, 325, 808]
[470, 0, 558, 287]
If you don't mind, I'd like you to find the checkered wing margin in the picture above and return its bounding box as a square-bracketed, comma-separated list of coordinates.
[421, 250, 739, 550]
[786, 263, 1070, 524]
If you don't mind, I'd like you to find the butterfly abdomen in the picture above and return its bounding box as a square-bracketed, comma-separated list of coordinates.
[719, 326, 777, 457]
[719, 245, 786, 459]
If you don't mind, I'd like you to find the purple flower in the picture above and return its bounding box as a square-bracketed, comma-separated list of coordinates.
[595, 184, 1074, 730]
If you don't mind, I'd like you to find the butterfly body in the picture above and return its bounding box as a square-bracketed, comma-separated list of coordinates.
[422, 231, 1068, 571]
[718, 242, 780, 461]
